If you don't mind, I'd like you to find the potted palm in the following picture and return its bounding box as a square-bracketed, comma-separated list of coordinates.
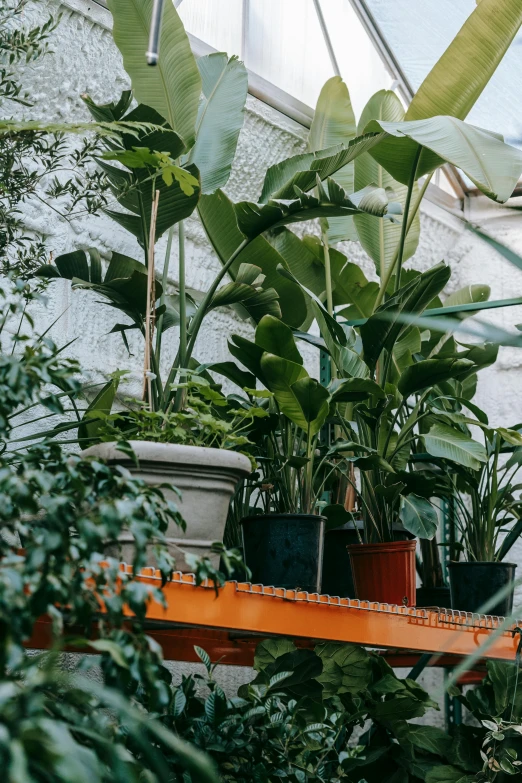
[442, 425, 522, 616]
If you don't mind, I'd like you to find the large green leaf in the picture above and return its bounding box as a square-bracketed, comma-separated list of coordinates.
[260, 132, 384, 202]
[354, 91, 420, 277]
[209, 263, 280, 320]
[290, 377, 330, 436]
[406, 0, 522, 123]
[269, 230, 327, 299]
[188, 54, 247, 193]
[366, 117, 522, 201]
[254, 638, 297, 671]
[36, 250, 157, 330]
[255, 315, 303, 365]
[301, 235, 379, 317]
[329, 377, 384, 403]
[259, 353, 310, 430]
[308, 76, 357, 243]
[444, 284, 491, 316]
[228, 335, 267, 385]
[361, 263, 451, 370]
[314, 643, 371, 699]
[277, 264, 370, 380]
[198, 190, 308, 327]
[107, 0, 201, 148]
[81, 90, 133, 123]
[78, 377, 119, 446]
[398, 357, 475, 397]
[399, 494, 438, 540]
[425, 766, 475, 783]
[238, 179, 398, 239]
[94, 104, 201, 243]
[422, 422, 488, 470]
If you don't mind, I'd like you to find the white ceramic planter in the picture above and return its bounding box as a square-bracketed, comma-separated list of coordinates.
[81, 441, 251, 571]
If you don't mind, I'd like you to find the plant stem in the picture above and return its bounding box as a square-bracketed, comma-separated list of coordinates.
[173, 221, 187, 413]
[137, 188, 149, 267]
[155, 225, 175, 366]
[144, 190, 159, 410]
[321, 226, 337, 384]
[178, 221, 187, 370]
[163, 238, 250, 409]
[394, 148, 422, 294]
[322, 227, 334, 317]
[373, 165, 432, 310]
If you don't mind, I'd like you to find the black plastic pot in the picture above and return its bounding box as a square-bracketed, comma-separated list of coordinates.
[416, 586, 451, 609]
[321, 522, 359, 598]
[448, 561, 517, 617]
[241, 514, 325, 593]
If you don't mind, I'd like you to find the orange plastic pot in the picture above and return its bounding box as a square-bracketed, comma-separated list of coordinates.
[346, 539, 416, 606]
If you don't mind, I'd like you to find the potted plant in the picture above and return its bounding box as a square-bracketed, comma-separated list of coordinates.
[210, 314, 387, 593]
[80, 375, 263, 569]
[441, 424, 522, 616]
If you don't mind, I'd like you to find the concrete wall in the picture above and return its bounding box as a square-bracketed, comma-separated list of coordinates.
[14, 0, 522, 728]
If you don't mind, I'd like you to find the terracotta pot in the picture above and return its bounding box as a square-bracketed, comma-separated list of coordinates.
[346, 539, 417, 606]
[82, 441, 251, 570]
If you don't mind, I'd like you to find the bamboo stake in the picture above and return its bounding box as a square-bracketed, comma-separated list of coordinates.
[143, 190, 160, 408]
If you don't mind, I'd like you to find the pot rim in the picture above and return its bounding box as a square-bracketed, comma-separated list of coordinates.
[240, 513, 326, 525]
[448, 560, 517, 568]
[82, 440, 252, 474]
[347, 539, 416, 555]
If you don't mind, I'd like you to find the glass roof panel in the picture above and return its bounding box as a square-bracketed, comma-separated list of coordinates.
[318, 0, 393, 118]
[178, 0, 395, 116]
[245, 0, 334, 108]
[178, 0, 244, 57]
[366, 0, 522, 149]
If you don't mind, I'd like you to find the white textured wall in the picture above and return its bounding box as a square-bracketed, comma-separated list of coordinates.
[14, 0, 522, 724]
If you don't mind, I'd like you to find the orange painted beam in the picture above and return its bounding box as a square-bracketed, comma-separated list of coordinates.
[25, 570, 522, 667]
[125, 571, 522, 664]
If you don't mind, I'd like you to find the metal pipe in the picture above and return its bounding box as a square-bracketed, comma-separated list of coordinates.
[312, 0, 341, 77]
[146, 0, 165, 66]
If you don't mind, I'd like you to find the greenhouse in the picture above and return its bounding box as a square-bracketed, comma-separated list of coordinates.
[3, 0, 522, 779]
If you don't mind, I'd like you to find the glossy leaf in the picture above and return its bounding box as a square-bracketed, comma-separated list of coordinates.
[308, 76, 358, 243]
[189, 54, 248, 193]
[255, 315, 303, 365]
[354, 90, 420, 277]
[422, 422, 488, 470]
[399, 494, 438, 540]
[198, 190, 308, 327]
[107, 0, 201, 148]
[398, 358, 475, 397]
[260, 132, 383, 202]
[291, 377, 330, 436]
[366, 116, 522, 201]
[260, 353, 310, 430]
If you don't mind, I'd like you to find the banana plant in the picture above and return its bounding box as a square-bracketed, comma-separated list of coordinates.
[230, 0, 522, 327]
[252, 263, 505, 543]
[433, 420, 522, 564]
[205, 314, 385, 516]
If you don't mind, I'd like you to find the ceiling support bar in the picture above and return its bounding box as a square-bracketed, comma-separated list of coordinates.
[312, 0, 342, 77]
